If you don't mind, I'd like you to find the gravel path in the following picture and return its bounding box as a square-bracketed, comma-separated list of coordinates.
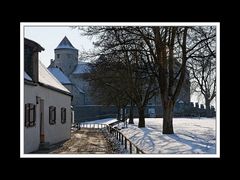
[49, 128, 126, 154]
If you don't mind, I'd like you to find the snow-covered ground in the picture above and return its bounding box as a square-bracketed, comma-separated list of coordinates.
[86, 117, 217, 155]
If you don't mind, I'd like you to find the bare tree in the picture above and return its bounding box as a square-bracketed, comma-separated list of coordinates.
[123, 26, 215, 133]
[187, 27, 216, 116]
[128, 26, 189, 134]
[79, 26, 215, 133]
[88, 51, 157, 128]
[87, 57, 129, 121]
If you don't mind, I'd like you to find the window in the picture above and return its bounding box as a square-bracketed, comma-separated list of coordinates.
[49, 106, 56, 125]
[57, 54, 60, 58]
[61, 108, 66, 124]
[25, 103, 36, 127]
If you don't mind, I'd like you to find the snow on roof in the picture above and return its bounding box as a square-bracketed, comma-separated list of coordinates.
[48, 67, 72, 84]
[24, 71, 32, 81]
[39, 61, 70, 93]
[73, 63, 91, 74]
[55, 36, 77, 50]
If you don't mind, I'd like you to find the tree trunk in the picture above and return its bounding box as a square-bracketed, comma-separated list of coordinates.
[138, 107, 145, 128]
[129, 101, 134, 124]
[117, 107, 121, 121]
[162, 100, 174, 134]
[122, 107, 126, 121]
[205, 98, 211, 117]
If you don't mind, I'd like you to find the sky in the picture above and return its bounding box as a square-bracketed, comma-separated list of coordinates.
[24, 26, 94, 67]
[23, 25, 216, 107]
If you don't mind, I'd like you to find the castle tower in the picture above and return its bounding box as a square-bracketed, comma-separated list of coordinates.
[53, 36, 78, 76]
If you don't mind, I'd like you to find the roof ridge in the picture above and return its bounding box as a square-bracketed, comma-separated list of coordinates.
[39, 61, 70, 93]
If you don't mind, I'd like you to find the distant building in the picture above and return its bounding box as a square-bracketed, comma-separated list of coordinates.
[48, 36, 93, 106]
[24, 38, 72, 153]
[48, 36, 192, 121]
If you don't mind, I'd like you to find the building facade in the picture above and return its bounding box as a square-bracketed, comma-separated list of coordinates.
[24, 38, 72, 153]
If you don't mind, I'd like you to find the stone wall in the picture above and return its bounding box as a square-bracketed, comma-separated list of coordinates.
[73, 105, 118, 122]
[69, 74, 95, 105]
[54, 49, 78, 76]
[73, 102, 216, 123]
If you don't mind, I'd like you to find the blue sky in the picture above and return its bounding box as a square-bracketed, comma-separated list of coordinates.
[24, 26, 94, 67]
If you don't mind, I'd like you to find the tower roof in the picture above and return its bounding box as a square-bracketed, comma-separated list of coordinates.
[73, 62, 91, 74]
[55, 36, 78, 50]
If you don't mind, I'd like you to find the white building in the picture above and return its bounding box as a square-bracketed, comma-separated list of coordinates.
[24, 38, 73, 153]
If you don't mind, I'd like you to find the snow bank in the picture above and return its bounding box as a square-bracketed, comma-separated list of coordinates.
[119, 118, 216, 154]
[78, 117, 217, 155]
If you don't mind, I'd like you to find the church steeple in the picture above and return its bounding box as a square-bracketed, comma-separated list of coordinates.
[55, 36, 77, 50]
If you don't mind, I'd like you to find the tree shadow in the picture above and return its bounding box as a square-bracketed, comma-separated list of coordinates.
[164, 132, 216, 154]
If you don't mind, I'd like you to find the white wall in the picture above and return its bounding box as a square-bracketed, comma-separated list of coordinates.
[37, 86, 71, 144]
[24, 84, 40, 153]
[24, 83, 72, 153]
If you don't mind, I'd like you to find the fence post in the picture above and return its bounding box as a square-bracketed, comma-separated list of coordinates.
[125, 137, 127, 149]
[121, 134, 123, 145]
[129, 142, 132, 154]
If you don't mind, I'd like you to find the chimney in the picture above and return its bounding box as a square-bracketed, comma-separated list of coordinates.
[31, 50, 39, 82]
[24, 38, 44, 83]
[49, 59, 55, 68]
